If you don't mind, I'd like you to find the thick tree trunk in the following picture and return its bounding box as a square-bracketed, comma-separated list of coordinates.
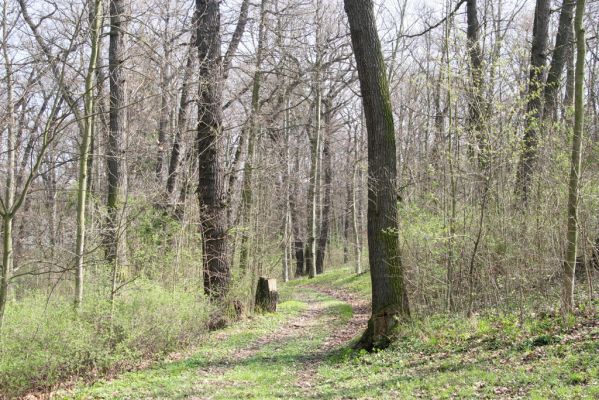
[106, 0, 128, 289]
[344, 0, 410, 350]
[562, 0, 586, 315]
[515, 0, 551, 203]
[466, 0, 487, 167]
[255, 277, 278, 312]
[196, 0, 230, 299]
[544, 0, 576, 121]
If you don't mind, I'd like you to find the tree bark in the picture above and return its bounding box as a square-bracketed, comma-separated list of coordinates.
[307, 94, 321, 279]
[255, 277, 278, 312]
[304, 104, 317, 278]
[238, 0, 269, 274]
[544, 0, 576, 121]
[515, 0, 551, 204]
[196, 0, 230, 299]
[0, 21, 15, 325]
[222, 0, 250, 79]
[106, 0, 128, 287]
[562, 0, 586, 315]
[316, 98, 332, 275]
[344, 0, 410, 350]
[166, 16, 197, 197]
[75, 0, 103, 309]
[466, 0, 487, 167]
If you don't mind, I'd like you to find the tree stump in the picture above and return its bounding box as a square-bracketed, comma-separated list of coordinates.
[255, 277, 278, 312]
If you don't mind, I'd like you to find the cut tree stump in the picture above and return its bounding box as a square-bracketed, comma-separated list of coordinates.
[255, 277, 278, 312]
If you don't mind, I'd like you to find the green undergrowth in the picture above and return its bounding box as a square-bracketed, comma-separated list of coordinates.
[295, 268, 599, 399]
[315, 310, 598, 399]
[284, 266, 371, 297]
[0, 280, 211, 399]
[61, 288, 351, 399]
[21, 268, 598, 399]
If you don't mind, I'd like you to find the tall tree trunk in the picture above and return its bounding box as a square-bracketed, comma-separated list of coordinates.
[290, 159, 304, 277]
[282, 94, 292, 282]
[544, 0, 576, 121]
[343, 180, 351, 265]
[196, 0, 230, 298]
[344, 0, 410, 350]
[466, 0, 487, 167]
[316, 98, 332, 275]
[352, 164, 362, 274]
[562, 0, 586, 315]
[290, 198, 304, 277]
[304, 155, 315, 277]
[304, 105, 317, 278]
[156, 23, 172, 184]
[0, 12, 15, 326]
[75, 0, 103, 309]
[307, 93, 321, 279]
[166, 18, 197, 197]
[106, 0, 128, 296]
[239, 0, 269, 274]
[515, 0, 551, 204]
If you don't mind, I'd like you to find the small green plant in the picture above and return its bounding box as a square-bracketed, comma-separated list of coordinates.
[0, 282, 210, 398]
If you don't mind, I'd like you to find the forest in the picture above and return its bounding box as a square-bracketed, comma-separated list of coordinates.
[0, 0, 598, 398]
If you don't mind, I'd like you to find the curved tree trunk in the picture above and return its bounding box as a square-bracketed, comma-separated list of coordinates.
[344, 0, 410, 350]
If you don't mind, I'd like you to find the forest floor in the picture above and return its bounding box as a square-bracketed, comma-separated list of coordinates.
[58, 268, 598, 400]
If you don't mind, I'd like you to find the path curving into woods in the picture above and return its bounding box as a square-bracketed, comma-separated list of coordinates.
[59, 285, 369, 399]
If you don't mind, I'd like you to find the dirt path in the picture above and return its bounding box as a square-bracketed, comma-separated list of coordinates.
[59, 285, 370, 399]
[191, 286, 369, 399]
[295, 286, 370, 392]
[308, 285, 370, 352]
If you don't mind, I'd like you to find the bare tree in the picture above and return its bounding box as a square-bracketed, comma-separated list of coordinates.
[106, 0, 128, 300]
[344, 0, 410, 350]
[515, 0, 551, 203]
[562, 0, 586, 315]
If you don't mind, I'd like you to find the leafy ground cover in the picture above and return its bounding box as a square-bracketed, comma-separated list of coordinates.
[54, 268, 598, 399]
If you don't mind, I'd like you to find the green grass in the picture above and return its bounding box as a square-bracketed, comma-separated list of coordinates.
[295, 269, 599, 399]
[284, 266, 371, 297]
[0, 281, 212, 398]
[60, 288, 352, 399]
[59, 269, 598, 399]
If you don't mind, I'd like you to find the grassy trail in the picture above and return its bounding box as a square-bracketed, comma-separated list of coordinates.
[60, 287, 357, 399]
[59, 269, 598, 400]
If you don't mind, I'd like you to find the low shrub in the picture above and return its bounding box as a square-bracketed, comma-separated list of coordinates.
[0, 281, 211, 398]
